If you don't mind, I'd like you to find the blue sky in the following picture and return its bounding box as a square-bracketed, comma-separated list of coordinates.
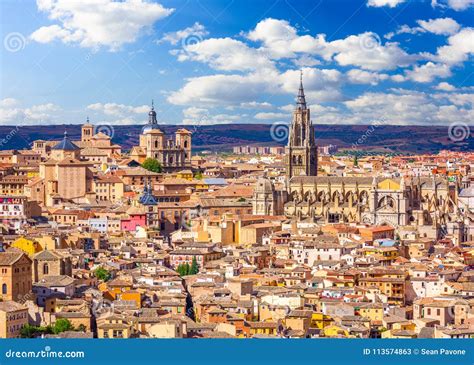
[0, 0, 473, 127]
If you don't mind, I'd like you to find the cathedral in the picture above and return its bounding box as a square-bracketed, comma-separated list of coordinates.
[282, 75, 467, 242]
[130, 103, 192, 172]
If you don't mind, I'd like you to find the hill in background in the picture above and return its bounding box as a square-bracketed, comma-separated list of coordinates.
[0, 123, 471, 155]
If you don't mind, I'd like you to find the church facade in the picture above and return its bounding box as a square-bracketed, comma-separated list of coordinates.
[284, 175, 465, 240]
[130, 103, 192, 172]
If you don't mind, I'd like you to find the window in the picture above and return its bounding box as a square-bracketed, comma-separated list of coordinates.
[2, 283, 6, 294]
[43, 263, 49, 275]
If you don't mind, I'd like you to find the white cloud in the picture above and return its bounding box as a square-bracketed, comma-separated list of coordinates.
[404, 62, 452, 83]
[168, 66, 343, 107]
[0, 98, 62, 124]
[167, 72, 277, 106]
[434, 82, 456, 91]
[30, 0, 174, 50]
[175, 37, 275, 72]
[417, 18, 460, 35]
[439, 93, 474, 106]
[385, 17, 460, 39]
[245, 19, 414, 71]
[329, 33, 414, 71]
[432, 0, 474, 10]
[436, 28, 474, 65]
[367, 0, 406, 7]
[240, 101, 273, 109]
[343, 89, 473, 125]
[160, 22, 208, 45]
[279, 68, 343, 102]
[447, 0, 474, 10]
[346, 69, 389, 85]
[182, 106, 240, 125]
[87, 102, 149, 117]
[254, 112, 288, 120]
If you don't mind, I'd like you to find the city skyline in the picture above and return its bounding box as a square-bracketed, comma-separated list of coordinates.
[0, 0, 473, 127]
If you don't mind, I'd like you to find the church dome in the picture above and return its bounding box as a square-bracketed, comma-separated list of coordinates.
[141, 124, 163, 134]
[52, 131, 79, 151]
[141, 101, 162, 134]
[255, 176, 274, 193]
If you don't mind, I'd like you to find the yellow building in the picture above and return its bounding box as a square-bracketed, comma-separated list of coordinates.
[323, 324, 349, 338]
[176, 170, 193, 180]
[381, 322, 417, 338]
[311, 312, 333, 329]
[92, 175, 124, 203]
[357, 303, 384, 323]
[248, 321, 278, 336]
[11, 237, 43, 257]
[97, 315, 135, 339]
[0, 301, 29, 338]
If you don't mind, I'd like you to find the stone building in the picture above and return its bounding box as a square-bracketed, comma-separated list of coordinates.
[130, 103, 192, 172]
[33, 250, 73, 282]
[29, 132, 94, 206]
[252, 175, 287, 216]
[32, 118, 121, 159]
[0, 250, 32, 301]
[285, 176, 464, 240]
[284, 73, 318, 179]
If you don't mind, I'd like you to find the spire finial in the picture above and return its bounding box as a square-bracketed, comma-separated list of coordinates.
[151, 99, 154, 110]
[64, 130, 68, 138]
[86, 116, 89, 123]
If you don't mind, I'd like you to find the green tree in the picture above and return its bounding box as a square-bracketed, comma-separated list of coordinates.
[94, 267, 111, 282]
[353, 155, 358, 167]
[190, 256, 199, 275]
[194, 171, 203, 180]
[184, 263, 190, 276]
[20, 324, 54, 338]
[142, 158, 162, 173]
[53, 319, 74, 334]
[20, 324, 40, 338]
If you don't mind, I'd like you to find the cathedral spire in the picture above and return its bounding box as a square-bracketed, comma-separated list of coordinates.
[296, 70, 307, 110]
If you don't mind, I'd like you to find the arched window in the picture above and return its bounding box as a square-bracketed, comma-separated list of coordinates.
[292, 155, 297, 164]
[169, 156, 174, 164]
[298, 155, 303, 164]
[43, 263, 49, 275]
[154, 140, 158, 148]
[184, 140, 188, 148]
[2, 283, 6, 294]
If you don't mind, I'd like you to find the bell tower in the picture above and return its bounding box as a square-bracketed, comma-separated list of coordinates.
[285, 71, 318, 179]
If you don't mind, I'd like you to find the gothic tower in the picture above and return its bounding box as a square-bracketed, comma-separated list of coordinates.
[285, 72, 318, 179]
